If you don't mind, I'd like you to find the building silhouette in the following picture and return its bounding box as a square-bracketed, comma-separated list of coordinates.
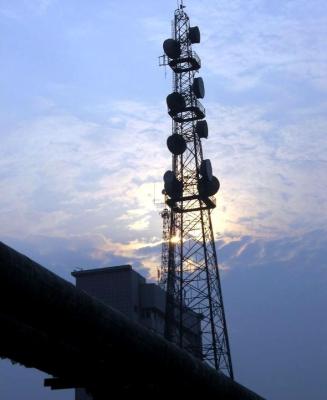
[72, 265, 202, 400]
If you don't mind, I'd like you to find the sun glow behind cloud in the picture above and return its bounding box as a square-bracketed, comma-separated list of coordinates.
[0, 95, 326, 278]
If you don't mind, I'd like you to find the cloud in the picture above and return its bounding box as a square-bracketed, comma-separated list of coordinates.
[0, 100, 169, 278]
[217, 228, 327, 270]
[203, 101, 327, 238]
[0, 103, 166, 235]
[189, 0, 327, 91]
[1, 94, 326, 281]
[219, 229, 327, 400]
[1, 1, 327, 280]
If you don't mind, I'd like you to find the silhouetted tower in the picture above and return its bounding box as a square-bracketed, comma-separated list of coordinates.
[159, 1, 234, 378]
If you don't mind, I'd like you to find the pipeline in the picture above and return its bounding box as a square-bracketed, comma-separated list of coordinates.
[0, 241, 264, 398]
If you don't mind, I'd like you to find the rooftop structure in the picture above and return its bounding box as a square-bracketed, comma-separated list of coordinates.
[72, 265, 202, 351]
[72, 265, 203, 400]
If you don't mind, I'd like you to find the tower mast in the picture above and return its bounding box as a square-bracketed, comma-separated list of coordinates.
[159, 3, 234, 378]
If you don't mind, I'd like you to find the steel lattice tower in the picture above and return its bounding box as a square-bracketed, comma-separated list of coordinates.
[159, 2, 234, 378]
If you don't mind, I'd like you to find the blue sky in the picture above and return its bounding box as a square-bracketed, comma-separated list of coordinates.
[0, 0, 326, 399]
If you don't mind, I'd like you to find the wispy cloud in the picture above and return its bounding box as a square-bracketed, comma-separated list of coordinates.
[1, 0, 326, 280]
[205, 101, 327, 238]
[217, 228, 327, 270]
[0, 100, 168, 276]
[190, 0, 327, 90]
[1, 96, 326, 268]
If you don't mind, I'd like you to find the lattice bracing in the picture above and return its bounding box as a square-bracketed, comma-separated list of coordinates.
[159, 3, 234, 378]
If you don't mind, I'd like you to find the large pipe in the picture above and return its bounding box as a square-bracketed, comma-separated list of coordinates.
[0, 241, 264, 398]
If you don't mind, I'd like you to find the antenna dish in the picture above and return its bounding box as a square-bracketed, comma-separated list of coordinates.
[195, 120, 208, 139]
[163, 170, 183, 198]
[189, 26, 200, 44]
[198, 176, 220, 197]
[166, 92, 186, 113]
[193, 77, 205, 98]
[163, 170, 175, 184]
[163, 39, 181, 59]
[167, 134, 187, 155]
[200, 159, 213, 181]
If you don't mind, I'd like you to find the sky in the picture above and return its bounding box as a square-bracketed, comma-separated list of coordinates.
[0, 0, 326, 399]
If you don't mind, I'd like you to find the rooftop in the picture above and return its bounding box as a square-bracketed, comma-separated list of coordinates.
[71, 265, 132, 277]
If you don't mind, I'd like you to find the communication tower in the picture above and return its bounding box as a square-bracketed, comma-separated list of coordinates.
[159, 1, 234, 378]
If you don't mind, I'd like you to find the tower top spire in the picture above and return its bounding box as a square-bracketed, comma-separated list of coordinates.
[178, 0, 186, 9]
